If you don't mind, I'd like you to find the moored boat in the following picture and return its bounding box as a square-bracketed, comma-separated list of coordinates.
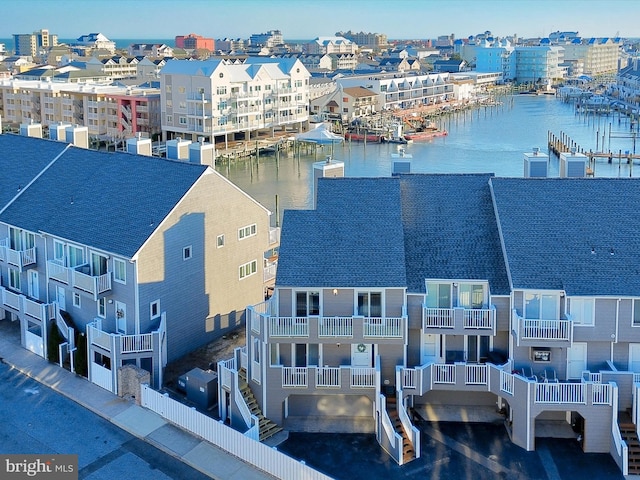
[344, 131, 385, 142]
[404, 128, 448, 141]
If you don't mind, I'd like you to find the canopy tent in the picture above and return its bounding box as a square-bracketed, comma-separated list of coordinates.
[295, 123, 344, 144]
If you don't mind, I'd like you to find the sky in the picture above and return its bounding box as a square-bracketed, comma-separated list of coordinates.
[1, 0, 638, 40]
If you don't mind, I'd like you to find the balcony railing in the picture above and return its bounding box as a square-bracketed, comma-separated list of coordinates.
[423, 306, 495, 332]
[319, 316, 353, 337]
[363, 317, 402, 338]
[266, 314, 405, 340]
[47, 260, 112, 300]
[269, 316, 309, 337]
[281, 365, 376, 389]
[0, 238, 36, 269]
[513, 310, 572, 345]
[87, 314, 164, 355]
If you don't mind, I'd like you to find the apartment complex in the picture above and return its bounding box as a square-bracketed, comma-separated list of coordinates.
[337, 31, 388, 52]
[249, 30, 284, 48]
[561, 38, 621, 76]
[175, 33, 214, 51]
[334, 71, 456, 110]
[0, 78, 161, 140]
[159, 57, 310, 142]
[0, 131, 277, 396]
[304, 37, 358, 55]
[13, 29, 58, 57]
[221, 159, 640, 474]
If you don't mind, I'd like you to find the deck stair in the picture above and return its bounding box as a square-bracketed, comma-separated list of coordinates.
[619, 412, 640, 475]
[384, 389, 416, 463]
[238, 368, 282, 442]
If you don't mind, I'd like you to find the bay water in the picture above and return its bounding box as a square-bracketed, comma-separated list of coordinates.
[217, 94, 640, 222]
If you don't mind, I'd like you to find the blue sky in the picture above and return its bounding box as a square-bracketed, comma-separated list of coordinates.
[1, 0, 638, 40]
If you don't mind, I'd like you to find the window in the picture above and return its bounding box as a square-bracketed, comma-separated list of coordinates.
[425, 282, 451, 308]
[216, 86, 227, 95]
[458, 283, 485, 309]
[113, 258, 126, 284]
[166, 115, 173, 124]
[239, 260, 257, 279]
[570, 297, 594, 326]
[150, 300, 160, 319]
[178, 86, 185, 94]
[357, 292, 382, 317]
[217, 234, 225, 248]
[296, 291, 320, 316]
[634, 299, 640, 327]
[68, 245, 84, 268]
[524, 292, 559, 320]
[8, 268, 20, 291]
[90, 252, 108, 276]
[238, 224, 257, 240]
[97, 297, 106, 318]
[53, 240, 65, 262]
[179, 116, 186, 125]
[183, 245, 192, 260]
[73, 292, 81, 308]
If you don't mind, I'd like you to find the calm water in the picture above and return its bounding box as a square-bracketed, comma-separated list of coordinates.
[216, 94, 640, 222]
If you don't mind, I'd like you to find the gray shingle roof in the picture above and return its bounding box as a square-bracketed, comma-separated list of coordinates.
[399, 174, 510, 295]
[0, 134, 69, 210]
[276, 174, 510, 295]
[490, 177, 640, 296]
[0, 135, 208, 258]
[276, 177, 407, 288]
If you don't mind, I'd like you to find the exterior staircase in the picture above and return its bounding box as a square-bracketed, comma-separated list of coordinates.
[619, 412, 640, 475]
[238, 368, 282, 442]
[385, 391, 416, 463]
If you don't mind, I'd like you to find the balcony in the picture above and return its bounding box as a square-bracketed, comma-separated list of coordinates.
[279, 365, 376, 389]
[87, 317, 163, 355]
[512, 310, 572, 347]
[266, 315, 406, 341]
[47, 260, 112, 300]
[0, 285, 54, 322]
[423, 305, 496, 335]
[0, 238, 37, 270]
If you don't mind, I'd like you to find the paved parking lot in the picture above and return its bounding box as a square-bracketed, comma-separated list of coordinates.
[278, 418, 624, 480]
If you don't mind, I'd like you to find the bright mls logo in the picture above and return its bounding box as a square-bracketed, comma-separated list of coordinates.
[1, 455, 77, 480]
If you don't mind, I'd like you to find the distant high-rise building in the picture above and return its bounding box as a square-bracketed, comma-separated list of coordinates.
[336, 31, 387, 51]
[249, 30, 284, 48]
[175, 33, 214, 52]
[13, 28, 58, 57]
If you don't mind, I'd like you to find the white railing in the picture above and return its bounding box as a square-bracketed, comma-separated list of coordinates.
[432, 364, 456, 384]
[268, 227, 280, 245]
[120, 333, 154, 353]
[364, 317, 403, 338]
[240, 346, 248, 371]
[141, 386, 332, 480]
[534, 383, 585, 404]
[90, 362, 113, 392]
[269, 316, 309, 337]
[520, 318, 571, 341]
[263, 262, 277, 283]
[218, 358, 235, 390]
[316, 367, 341, 388]
[582, 371, 602, 383]
[319, 316, 353, 337]
[612, 420, 629, 476]
[351, 367, 376, 388]
[282, 366, 308, 387]
[87, 323, 112, 351]
[634, 373, 640, 384]
[465, 364, 488, 385]
[378, 395, 403, 464]
[23, 297, 48, 322]
[398, 402, 420, 460]
[463, 308, 493, 329]
[235, 378, 259, 440]
[423, 307, 454, 328]
[591, 382, 612, 405]
[3, 243, 36, 268]
[2, 288, 22, 311]
[73, 267, 112, 297]
[47, 259, 69, 284]
[402, 368, 418, 389]
[500, 370, 514, 395]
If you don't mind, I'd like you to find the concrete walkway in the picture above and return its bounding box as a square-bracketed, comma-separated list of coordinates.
[0, 319, 275, 480]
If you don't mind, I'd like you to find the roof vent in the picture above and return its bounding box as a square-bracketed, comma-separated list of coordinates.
[570, 146, 577, 155]
[533, 147, 539, 155]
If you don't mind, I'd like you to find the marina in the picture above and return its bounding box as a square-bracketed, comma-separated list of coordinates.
[217, 94, 640, 224]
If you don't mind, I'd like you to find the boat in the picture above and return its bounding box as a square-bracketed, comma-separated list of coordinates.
[381, 135, 410, 144]
[404, 128, 448, 141]
[344, 131, 385, 143]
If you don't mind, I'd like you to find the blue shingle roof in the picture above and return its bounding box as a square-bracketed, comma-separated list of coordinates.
[276, 177, 407, 288]
[399, 174, 510, 295]
[490, 177, 640, 296]
[0, 134, 69, 210]
[0, 135, 208, 258]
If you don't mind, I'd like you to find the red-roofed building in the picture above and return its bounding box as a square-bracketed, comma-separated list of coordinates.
[175, 33, 214, 52]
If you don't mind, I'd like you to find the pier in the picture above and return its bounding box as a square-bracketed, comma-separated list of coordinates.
[548, 130, 640, 176]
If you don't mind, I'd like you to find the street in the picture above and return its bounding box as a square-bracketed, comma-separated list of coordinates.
[0, 361, 211, 480]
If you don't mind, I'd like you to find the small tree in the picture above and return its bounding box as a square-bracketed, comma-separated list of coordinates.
[47, 322, 62, 364]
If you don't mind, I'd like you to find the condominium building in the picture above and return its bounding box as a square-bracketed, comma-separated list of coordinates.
[0, 78, 161, 139]
[337, 31, 388, 52]
[159, 57, 310, 143]
[304, 37, 358, 55]
[13, 29, 58, 57]
[74, 33, 117, 55]
[0, 131, 277, 396]
[561, 38, 621, 76]
[175, 33, 214, 51]
[249, 30, 284, 48]
[221, 164, 640, 475]
[335, 71, 456, 110]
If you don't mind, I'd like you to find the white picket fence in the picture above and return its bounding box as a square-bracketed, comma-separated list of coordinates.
[141, 385, 332, 480]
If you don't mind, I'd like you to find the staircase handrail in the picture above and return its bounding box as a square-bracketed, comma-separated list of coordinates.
[397, 399, 420, 460]
[234, 370, 260, 440]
